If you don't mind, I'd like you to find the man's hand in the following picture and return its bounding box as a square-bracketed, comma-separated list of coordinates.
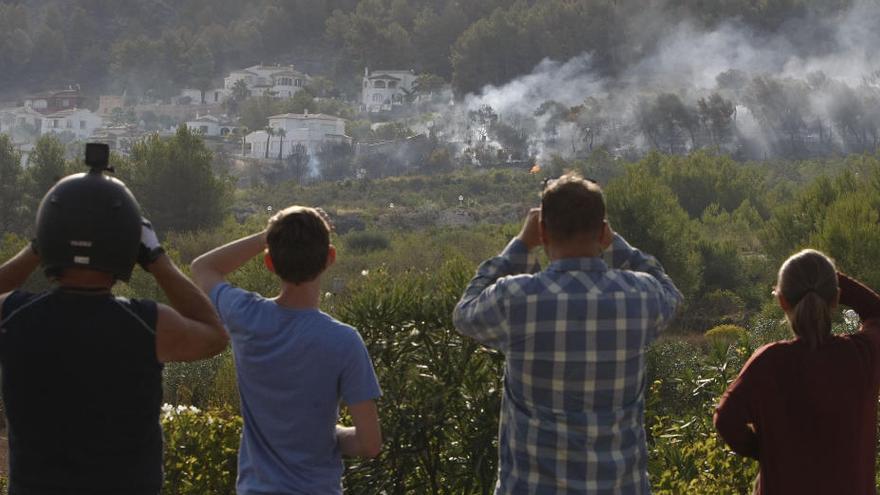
[138, 218, 166, 271]
[516, 208, 542, 250]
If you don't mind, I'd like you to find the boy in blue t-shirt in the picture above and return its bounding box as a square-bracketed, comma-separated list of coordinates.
[192, 206, 382, 495]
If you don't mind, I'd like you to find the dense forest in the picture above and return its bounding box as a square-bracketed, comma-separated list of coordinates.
[0, 0, 866, 97]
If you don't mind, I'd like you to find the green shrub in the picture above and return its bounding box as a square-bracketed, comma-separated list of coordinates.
[704, 324, 748, 344]
[163, 350, 239, 413]
[335, 260, 502, 494]
[162, 405, 242, 495]
[344, 231, 391, 254]
[650, 413, 758, 494]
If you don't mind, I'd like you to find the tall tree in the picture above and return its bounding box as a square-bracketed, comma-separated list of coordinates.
[124, 126, 230, 232]
[0, 135, 25, 234]
[26, 135, 69, 210]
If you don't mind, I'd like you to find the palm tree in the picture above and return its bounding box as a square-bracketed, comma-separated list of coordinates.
[264, 125, 275, 159]
[276, 128, 287, 160]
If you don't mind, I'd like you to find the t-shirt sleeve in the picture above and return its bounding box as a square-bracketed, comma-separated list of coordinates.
[209, 282, 262, 334]
[339, 330, 382, 406]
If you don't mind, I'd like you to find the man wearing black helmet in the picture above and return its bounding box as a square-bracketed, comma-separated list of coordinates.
[0, 145, 228, 494]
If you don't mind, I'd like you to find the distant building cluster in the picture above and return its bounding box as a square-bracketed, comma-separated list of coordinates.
[2, 63, 443, 169]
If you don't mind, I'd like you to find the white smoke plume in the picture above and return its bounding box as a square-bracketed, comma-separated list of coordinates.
[440, 0, 880, 163]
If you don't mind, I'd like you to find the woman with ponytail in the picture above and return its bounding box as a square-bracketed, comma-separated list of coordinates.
[714, 249, 880, 494]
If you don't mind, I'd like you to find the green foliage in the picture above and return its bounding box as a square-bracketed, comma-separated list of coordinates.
[345, 231, 391, 254]
[120, 126, 231, 233]
[646, 339, 759, 494]
[334, 261, 503, 494]
[0, 134, 25, 234]
[704, 324, 749, 344]
[25, 135, 72, 211]
[605, 167, 703, 302]
[810, 190, 880, 289]
[161, 405, 241, 495]
[163, 350, 240, 413]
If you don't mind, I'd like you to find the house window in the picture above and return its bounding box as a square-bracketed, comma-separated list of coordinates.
[200, 126, 209, 134]
[52, 120, 59, 128]
[372, 94, 382, 102]
[388, 81, 398, 89]
[374, 80, 386, 89]
[61, 99, 69, 107]
[295, 79, 303, 87]
[214, 92, 220, 102]
[278, 77, 292, 86]
[66, 120, 72, 128]
[80, 120, 86, 129]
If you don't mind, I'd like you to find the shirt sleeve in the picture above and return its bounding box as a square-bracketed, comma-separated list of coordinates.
[838, 273, 880, 323]
[339, 330, 382, 406]
[603, 233, 683, 331]
[452, 238, 540, 352]
[209, 282, 262, 334]
[838, 273, 880, 384]
[714, 345, 768, 460]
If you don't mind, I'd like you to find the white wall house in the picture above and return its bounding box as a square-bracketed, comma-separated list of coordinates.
[244, 112, 348, 159]
[224, 64, 311, 99]
[40, 108, 104, 140]
[184, 115, 239, 137]
[362, 68, 417, 113]
[0, 106, 44, 136]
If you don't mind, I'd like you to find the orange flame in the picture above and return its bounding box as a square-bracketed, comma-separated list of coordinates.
[529, 164, 541, 174]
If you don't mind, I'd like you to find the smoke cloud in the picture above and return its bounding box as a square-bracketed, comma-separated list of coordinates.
[438, 0, 880, 163]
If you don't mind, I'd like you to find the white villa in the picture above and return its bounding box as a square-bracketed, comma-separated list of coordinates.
[362, 68, 417, 113]
[40, 108, 104, 141]
[184, 115, 240, 137]
[0, 106, 44, 137]
[244, 111, 348, 159]
[224, 64, 311, 99]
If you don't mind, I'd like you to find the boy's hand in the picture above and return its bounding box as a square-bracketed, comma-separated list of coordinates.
[517, 208, 542, 250]
[138, 218, 166, 271]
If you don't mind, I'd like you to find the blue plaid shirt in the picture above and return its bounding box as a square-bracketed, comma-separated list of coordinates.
[453, 235, 682, 494]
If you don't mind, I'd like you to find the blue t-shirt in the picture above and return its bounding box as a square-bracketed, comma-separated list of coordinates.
[210, 283, 382, 495]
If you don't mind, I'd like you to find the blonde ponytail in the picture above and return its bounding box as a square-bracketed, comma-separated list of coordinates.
[777, 250, 838, 349]
[790, 291, 833, 350]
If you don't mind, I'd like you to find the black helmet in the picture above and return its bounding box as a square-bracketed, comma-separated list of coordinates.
[35, 145, 142, 281]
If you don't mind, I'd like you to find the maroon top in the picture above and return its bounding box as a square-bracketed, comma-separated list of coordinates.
[715, 273, 880, 495]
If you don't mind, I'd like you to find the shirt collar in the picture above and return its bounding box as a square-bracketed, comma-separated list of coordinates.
[547, 256, 609, 273]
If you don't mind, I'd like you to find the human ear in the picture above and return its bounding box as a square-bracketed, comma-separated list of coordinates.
[326, 245, 337, 268]
[776, 289, 791, 312]
[264, 252, 275, 273]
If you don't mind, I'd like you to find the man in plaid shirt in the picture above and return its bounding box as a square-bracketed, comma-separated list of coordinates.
[454, 174, 682, 494]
